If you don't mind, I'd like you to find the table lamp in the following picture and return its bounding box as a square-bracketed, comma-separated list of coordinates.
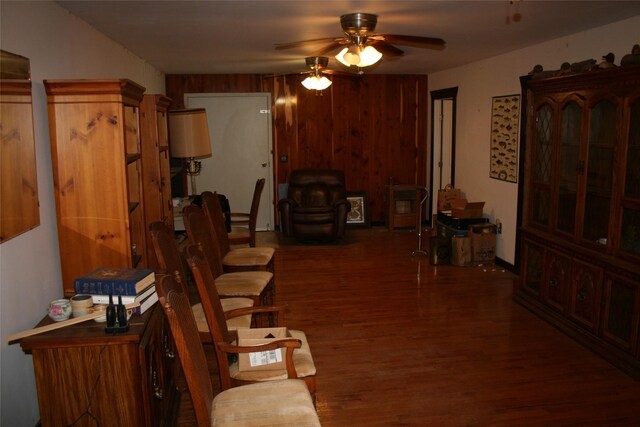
[168, 108, 212, 195]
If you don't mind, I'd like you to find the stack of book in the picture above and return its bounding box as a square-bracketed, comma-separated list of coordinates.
[73, 268, 158, 315]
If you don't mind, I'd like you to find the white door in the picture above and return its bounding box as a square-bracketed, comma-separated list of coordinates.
[185, 93, 274, 230]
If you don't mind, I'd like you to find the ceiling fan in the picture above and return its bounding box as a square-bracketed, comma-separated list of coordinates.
[280, 56, 357, 91]
[275, 13, 446, 70]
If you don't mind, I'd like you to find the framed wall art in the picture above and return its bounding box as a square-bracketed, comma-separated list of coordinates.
[346, 191, 370, 227]
[489, 94, 520, 183]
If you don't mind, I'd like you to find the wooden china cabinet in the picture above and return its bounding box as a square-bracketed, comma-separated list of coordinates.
[515, 65, 640, 378]
[140, 94, 173, 270]
[45, 79, 149, 296]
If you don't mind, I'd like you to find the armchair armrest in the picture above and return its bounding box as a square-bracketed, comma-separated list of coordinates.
[278, 198, 298, 236]
[334, 198, 351, 237]
[224, 304, 288, 327]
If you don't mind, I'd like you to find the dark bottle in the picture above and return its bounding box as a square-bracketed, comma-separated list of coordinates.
[106, 294, 116, 327]
[117, 295, 127, 326]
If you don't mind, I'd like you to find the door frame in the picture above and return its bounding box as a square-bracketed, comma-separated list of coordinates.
[429, 87, 458, 225]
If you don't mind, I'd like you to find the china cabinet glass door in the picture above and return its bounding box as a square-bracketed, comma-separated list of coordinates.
[582, 99, 616, 246]
[531, 103, 553, 227]
[556, 101, 582, 235]
[620, 98, 640, 257]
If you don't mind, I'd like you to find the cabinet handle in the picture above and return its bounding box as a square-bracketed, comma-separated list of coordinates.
[162, 333, 176, 359]
[577, 290, 587, 302]
[549, 278, 558, 288]
[152, 370, 164, 400]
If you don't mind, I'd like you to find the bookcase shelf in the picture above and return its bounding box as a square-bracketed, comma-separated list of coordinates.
[45, 79, 148, 296]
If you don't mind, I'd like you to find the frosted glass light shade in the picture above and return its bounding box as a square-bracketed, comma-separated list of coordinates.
[301, 75, 332, 91]
[336, 45, 382, 68]
[168, 108, 212, 159]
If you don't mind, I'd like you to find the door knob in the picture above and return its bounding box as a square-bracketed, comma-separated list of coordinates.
[261, 163, 267, 167]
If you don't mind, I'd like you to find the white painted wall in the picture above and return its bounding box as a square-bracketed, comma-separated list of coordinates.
[0, 1, 164, 425]
[429, 16, 640, 265]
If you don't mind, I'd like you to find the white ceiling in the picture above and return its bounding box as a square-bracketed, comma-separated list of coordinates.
[55, 1, 640, 75]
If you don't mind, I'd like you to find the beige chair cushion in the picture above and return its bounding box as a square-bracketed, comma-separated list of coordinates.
[211, 379, 320, 426]
[229, 329, 316, 381]
[192, 298, 253, 332]
[214, 271, 273, 297]
[222, 247, 275, 267]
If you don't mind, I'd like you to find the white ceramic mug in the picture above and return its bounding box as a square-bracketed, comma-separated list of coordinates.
[48, 299, 72, 322]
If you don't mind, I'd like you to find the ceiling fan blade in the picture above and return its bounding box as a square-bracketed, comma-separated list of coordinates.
[264, 70, 312, 78]
[312, 40, 348, 56]
[322, 69, 360, 77]
[275, 37, 343, 50]
[375, 34, 446, 50]
[368, 40, 405, 57]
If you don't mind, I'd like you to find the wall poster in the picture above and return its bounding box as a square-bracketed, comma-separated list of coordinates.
[489, 94, 520, 183]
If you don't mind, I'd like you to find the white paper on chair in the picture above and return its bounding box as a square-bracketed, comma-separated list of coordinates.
[249, 349, 283, 367]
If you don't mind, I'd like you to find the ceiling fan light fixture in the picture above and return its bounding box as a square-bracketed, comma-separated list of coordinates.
[335, 45, 381, 68]
[301, 75, 332, 91]
[359, 45, 382, 66]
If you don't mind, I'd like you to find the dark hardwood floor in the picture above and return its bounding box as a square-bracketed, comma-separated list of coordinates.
[177, 227, 640, 426]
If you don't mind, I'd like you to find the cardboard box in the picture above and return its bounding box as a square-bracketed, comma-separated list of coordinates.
[437, 186, 461, 211]
[451, 236, 472, 266]
[451, 199, 485, 219]
[237, 327, 290, 372]
[468, 223, 496, 262]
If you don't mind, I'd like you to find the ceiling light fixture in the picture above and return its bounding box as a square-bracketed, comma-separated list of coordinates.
[335, 44, 382, 68]
[301, 75, 332, 91]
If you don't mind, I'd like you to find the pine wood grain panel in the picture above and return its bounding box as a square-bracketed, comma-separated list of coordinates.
[0, 81, 39, 242]
[177, 228, 640, 425]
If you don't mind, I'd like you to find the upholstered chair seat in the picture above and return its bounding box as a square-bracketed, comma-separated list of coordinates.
[211, 379, 319, 426]
[221, 246, 275, 269]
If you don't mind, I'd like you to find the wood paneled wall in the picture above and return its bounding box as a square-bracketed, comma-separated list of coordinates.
[165, 73, 429, 224]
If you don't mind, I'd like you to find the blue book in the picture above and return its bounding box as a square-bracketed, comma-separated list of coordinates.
[73, 268, 155, 296]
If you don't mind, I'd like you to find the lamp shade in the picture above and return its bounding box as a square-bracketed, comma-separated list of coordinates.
[168, 108, 212, 159]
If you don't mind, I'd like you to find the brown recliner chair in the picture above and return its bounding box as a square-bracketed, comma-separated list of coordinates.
[278, 169, 351, 240]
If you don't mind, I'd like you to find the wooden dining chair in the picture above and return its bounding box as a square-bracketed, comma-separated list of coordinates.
[228, 178, 265, 247]
[148, 221, 254, 337]
[182, 206, 274, 306]
[183, 245, 317, 398]
[201, 190, 275, 274]
[155, 274, 320, 427]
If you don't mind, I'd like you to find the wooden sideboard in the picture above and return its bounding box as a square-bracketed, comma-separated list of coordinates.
[21, 305, 180, 426]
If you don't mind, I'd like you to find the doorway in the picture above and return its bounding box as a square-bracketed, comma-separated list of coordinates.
[185, 93, 274, 230]
[430, 87, 458, 224]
